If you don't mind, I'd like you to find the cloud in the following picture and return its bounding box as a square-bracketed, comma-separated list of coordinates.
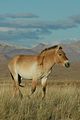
[0, 27, 15, 32]
[0, 30, 40, 41]
[0, 15, 78, 30]
[0, 13, 80, 47]
[70, 15, 80, 24]
[0, 13, 38, 20]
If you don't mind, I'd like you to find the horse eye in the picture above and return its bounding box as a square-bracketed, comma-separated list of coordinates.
[59, 53, 62, 56]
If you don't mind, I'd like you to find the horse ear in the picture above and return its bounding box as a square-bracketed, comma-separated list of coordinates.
[58, 46, 62, 50]
[56, 46, 62, 52]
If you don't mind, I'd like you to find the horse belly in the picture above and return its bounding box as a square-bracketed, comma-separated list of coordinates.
[17, 63, 41, 80]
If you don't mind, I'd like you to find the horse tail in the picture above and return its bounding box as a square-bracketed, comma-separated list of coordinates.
[18, 74, 24, 87]
[19, 84, 24, 87]
[10, 72, 24, 87]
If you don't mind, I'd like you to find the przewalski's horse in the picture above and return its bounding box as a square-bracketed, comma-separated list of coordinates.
[8, 45, 70, 99]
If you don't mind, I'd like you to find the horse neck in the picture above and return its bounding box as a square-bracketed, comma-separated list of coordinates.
[41, 50, 56, 71]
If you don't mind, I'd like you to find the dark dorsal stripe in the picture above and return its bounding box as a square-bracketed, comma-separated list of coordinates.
[40, 45, 58, 54]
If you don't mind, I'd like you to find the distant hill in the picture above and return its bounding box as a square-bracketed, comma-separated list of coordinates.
[63, 42, 80, 62]
[32, 43, 47, 53]
[5, 48, 37, 59]
[0, 53, 9, 80]
[0, 41, 80, 62]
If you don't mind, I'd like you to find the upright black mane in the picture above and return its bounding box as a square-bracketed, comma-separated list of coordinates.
[40, 45, 58, 54]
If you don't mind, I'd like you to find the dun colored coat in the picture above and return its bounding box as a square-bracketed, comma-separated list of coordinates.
[8, 45, 70, 99]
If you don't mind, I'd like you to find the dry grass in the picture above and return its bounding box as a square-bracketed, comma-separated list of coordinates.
[0, 82, 80, 120]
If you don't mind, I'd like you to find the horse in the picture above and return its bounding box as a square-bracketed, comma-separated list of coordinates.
[8, 45, 70, 99]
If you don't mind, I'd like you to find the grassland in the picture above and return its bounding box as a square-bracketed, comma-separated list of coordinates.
[0, 80, 80, 120]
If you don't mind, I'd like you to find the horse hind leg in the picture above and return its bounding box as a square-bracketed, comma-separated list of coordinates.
[10, 72, 23, 99]
[10, 72, 14, 80]
[10, 72, 16, 89]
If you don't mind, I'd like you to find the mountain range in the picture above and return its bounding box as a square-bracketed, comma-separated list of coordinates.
[0, 41, 80, 81]
[0, 41, 80, 61]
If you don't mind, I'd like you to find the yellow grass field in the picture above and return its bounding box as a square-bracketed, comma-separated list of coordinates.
[0, 80, 80, 120]
[0, 51, 80, 120]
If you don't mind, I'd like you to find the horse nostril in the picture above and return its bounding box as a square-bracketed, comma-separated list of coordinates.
[65, 62, 70, 68]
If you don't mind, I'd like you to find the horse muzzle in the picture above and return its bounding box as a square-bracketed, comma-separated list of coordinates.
[65, 61, 70, 68]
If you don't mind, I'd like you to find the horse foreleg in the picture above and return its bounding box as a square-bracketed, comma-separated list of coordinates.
[28, 79, 37, 98]
[41, 77, 47, 99]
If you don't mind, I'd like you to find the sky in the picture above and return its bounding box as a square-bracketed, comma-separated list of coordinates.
[0, 0, 80, 47]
